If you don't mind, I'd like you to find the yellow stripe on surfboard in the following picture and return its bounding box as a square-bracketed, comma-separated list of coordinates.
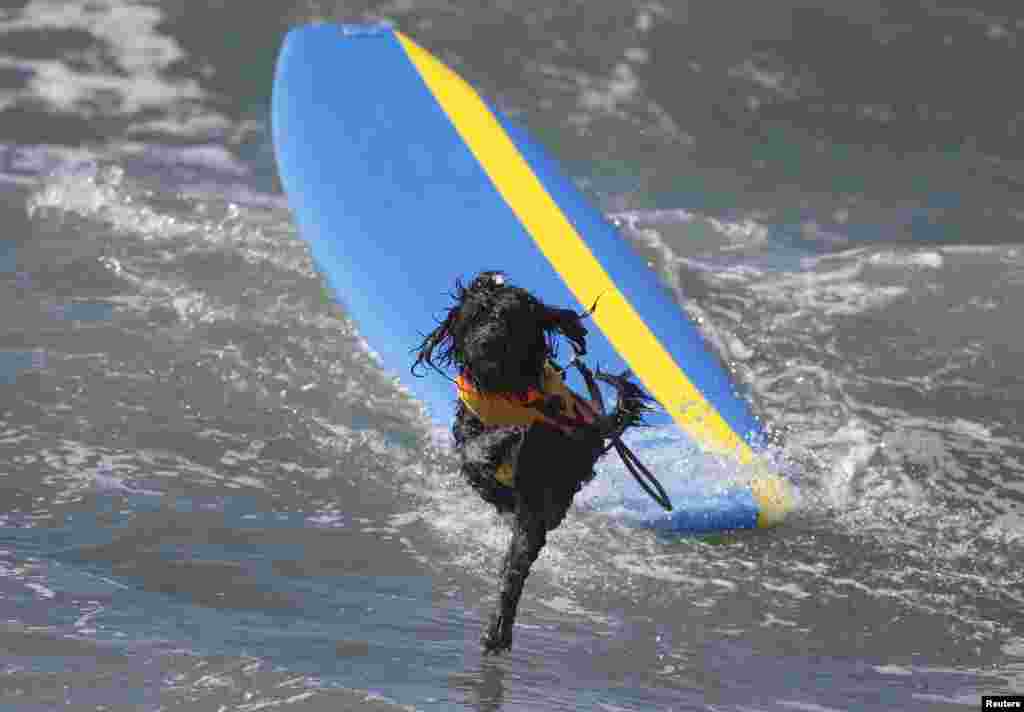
[750, 469, 795, 527]
[395, 31, 755, 465]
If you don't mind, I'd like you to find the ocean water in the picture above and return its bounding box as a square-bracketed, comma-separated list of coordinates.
[1, 1, 1023, 710]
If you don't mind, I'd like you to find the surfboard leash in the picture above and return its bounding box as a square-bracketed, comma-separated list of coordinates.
[563, 354, 674, 513]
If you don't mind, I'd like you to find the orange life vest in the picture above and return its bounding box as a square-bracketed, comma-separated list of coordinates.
[456, 361, 597, 487]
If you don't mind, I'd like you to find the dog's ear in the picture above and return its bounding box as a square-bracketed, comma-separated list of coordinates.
[411, 293, 464, 380]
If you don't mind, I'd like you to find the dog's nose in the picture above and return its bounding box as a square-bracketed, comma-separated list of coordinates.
[473, 271, 507, 289]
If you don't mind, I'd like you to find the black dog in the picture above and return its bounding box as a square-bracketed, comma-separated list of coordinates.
[413, 271, 652, 653]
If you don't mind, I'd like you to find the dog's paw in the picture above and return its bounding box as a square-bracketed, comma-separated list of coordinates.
[481, 613, 514, 655]
[594, 369, 655, 435]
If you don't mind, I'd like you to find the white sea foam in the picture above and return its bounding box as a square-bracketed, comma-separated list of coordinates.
[867, 249, 944, 269]
[0, 0, 227, 135]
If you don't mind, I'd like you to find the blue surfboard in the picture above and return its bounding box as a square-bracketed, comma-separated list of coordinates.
[271, 23, 794, 533]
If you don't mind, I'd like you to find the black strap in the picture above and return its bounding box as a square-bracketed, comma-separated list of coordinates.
[612, 438, 673, 511]
[546, 355, 672, 512]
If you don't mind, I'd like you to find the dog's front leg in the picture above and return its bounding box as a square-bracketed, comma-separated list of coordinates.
[482, 504, 546, 654]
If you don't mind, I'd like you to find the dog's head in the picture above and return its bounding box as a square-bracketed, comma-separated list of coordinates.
[413, 271, 591, 396]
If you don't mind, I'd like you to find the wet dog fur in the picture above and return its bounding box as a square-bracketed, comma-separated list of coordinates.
[413, 271, 649, 653]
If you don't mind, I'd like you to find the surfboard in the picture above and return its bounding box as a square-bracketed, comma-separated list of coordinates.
[271, 23, 795, 533]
